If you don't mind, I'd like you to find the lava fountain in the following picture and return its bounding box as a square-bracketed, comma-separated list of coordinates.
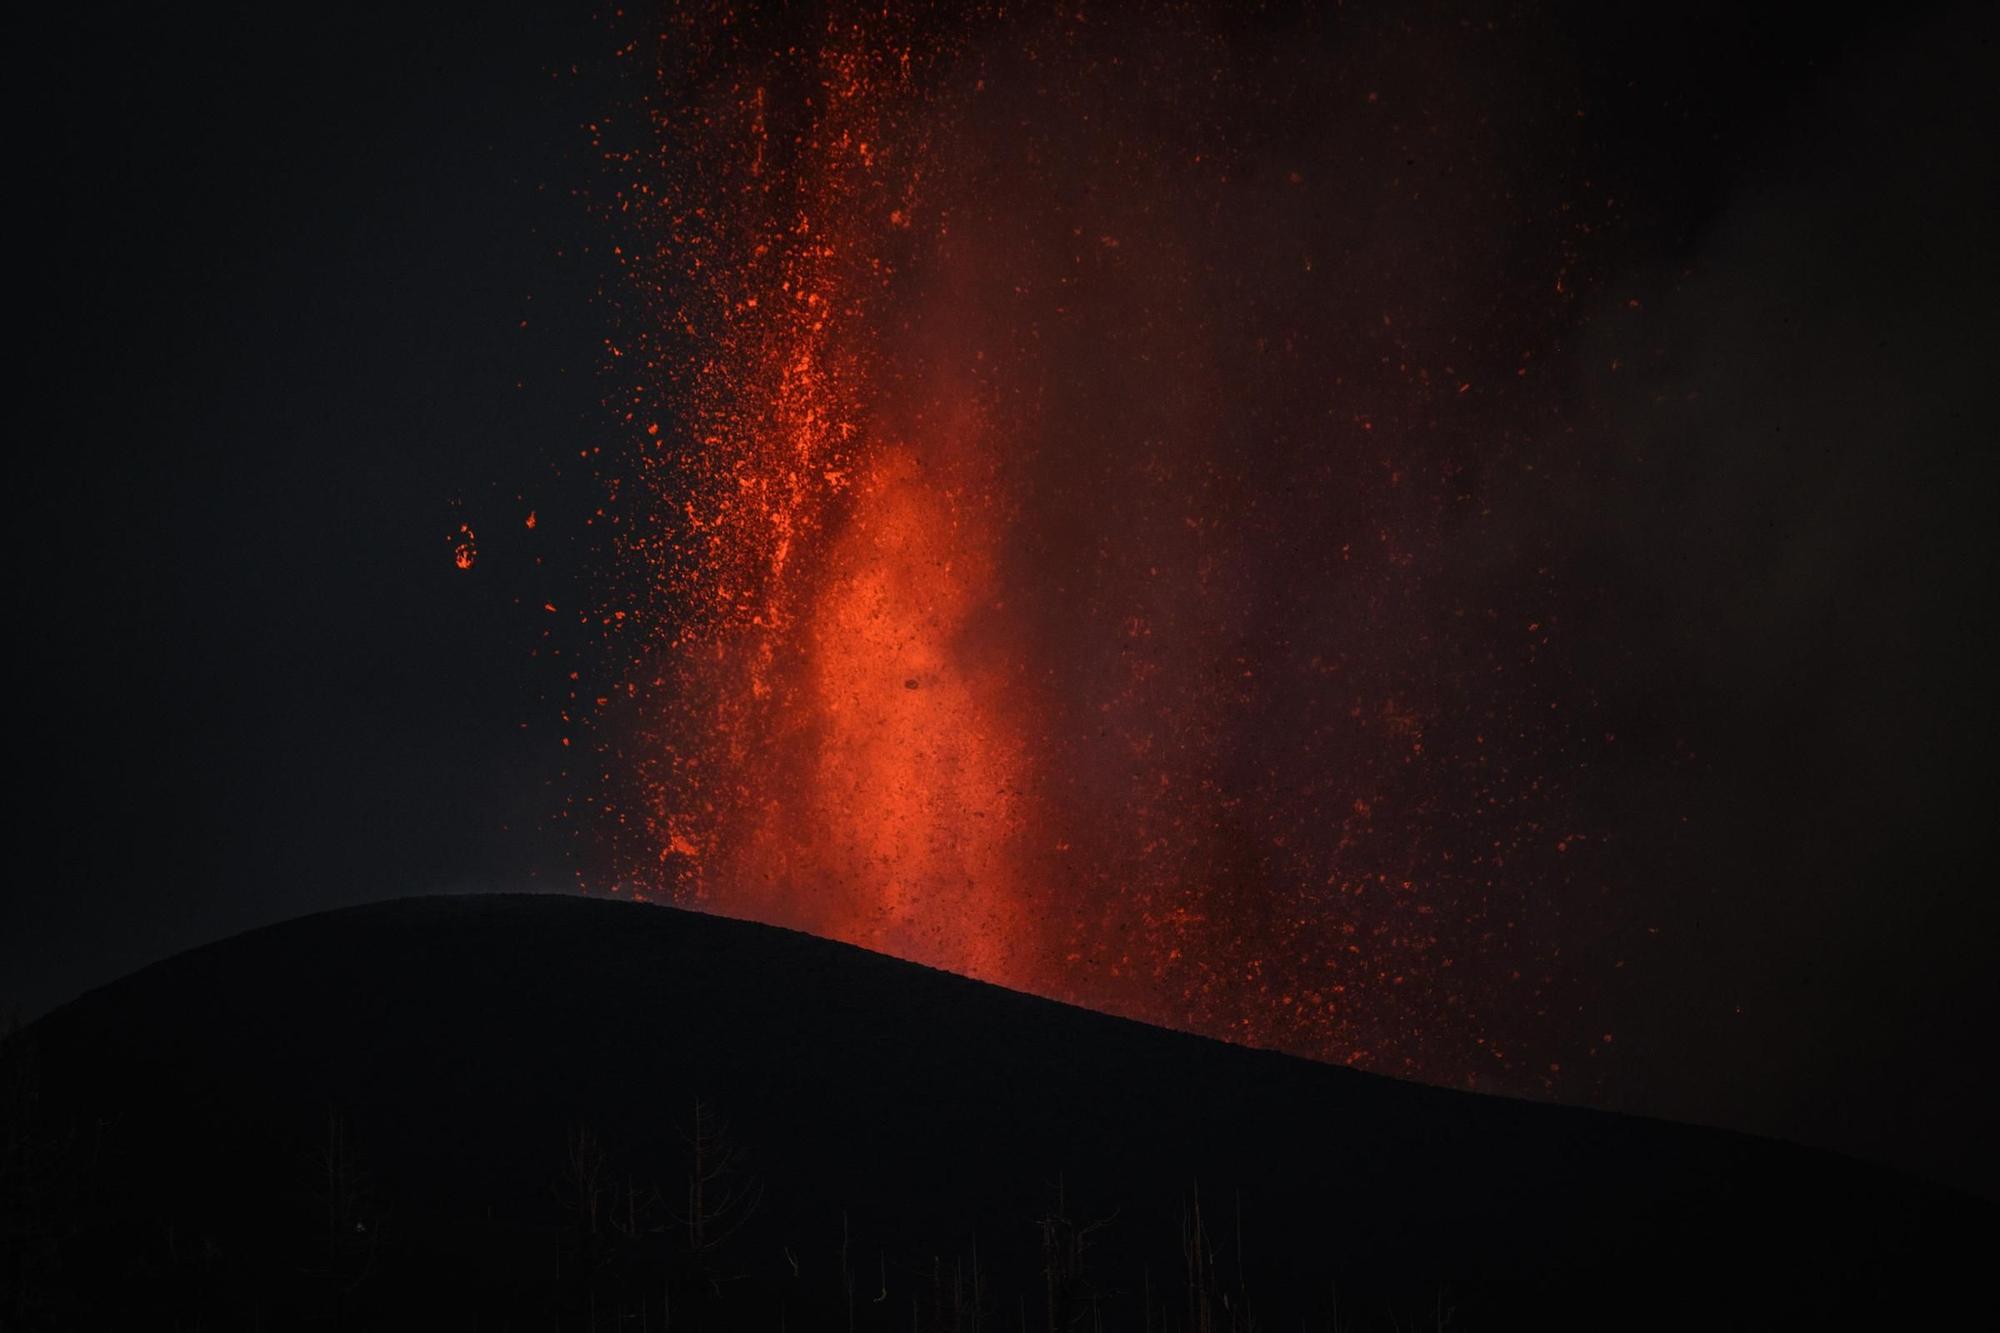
[586, 0, 1624, 1090]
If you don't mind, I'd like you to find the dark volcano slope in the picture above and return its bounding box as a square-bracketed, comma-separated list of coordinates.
[5, 895, 1990, 1329]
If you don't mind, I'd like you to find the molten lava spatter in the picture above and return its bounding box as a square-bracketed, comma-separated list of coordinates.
[584, 0, 1627, 1091]
[754, 437, 1035, 980]
[587, 3, 1036, 983]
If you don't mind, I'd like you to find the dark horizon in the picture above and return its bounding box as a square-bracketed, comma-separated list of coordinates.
[14, 891, 1991, 1328]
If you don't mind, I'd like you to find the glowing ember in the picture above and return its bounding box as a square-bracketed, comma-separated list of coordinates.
[580, 1, 1623, 1092]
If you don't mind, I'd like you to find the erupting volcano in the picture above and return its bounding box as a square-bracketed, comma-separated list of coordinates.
[577, 0, 1629, 1090]
[15, 8, 1996, 1324]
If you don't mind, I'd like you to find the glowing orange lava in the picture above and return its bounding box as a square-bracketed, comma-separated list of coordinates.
[735, 435, 1036, 981]
[589, 3, 1045, 984]
[585, 0, 1619, 1092]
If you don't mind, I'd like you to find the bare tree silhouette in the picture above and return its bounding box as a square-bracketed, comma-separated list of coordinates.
[307, 1108, 382, 1323]
[1038, 1176, 1115, 1333]
[675, 1096, 762, 1271]
[1181, 1183, 1217, 1333]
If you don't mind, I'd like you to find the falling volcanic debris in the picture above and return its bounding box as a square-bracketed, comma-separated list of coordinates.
[577, 0, 1632, 1091]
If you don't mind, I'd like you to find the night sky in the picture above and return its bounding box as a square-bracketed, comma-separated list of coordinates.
[13, 0, 1998, 1201]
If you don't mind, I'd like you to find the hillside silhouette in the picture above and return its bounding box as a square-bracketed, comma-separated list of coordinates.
[4, 894, 1991, 1328]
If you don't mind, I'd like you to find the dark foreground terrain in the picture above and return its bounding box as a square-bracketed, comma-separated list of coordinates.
[4, 895, 1991, 1329]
